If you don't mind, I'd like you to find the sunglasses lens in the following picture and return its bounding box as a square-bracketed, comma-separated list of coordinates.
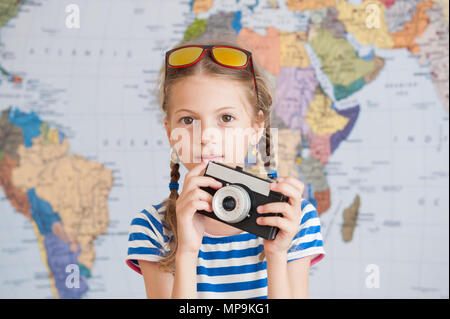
[212, 47, 248, 67]
[168, 47, 204, 66]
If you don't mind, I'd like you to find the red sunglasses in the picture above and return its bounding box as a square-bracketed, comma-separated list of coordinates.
[165, 44, 259, 98]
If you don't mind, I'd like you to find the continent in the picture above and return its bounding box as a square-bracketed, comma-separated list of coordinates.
[305, 86, 350, 137]
[341, 194, 361, 242]
[286, 0, 334, 11]
[12, 134, 114, 271]
[308, 28, 385, 100]
[274, 67, 318, 134]
[280, 31, 309, 67]
[391, 0, 434, 53]
[414, 2, 449, 111]
[336, 0, 395, 48]
[191, 0, 213, 14]
[276, 129, 302, 179]
[237, 26, 280, 75]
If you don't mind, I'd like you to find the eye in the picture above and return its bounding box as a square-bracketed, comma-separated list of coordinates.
[220, 114, 234, 123]
[180, 116, 194, 125]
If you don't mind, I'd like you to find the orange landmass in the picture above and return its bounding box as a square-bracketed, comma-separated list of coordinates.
[0, 153, 31, 219]
[391, 0, 434, 53]
[237, 26, 280, 75]
[314, 188, 331, 215]
[286, 0, 334, 11]
[192, 0, 213, 14]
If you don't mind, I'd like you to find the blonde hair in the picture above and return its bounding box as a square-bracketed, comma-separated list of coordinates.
[156, 37, 276, 273]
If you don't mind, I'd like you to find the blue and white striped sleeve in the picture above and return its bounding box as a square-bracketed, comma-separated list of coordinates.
[287, 199, 325, 266]
[125, 204, 172, 274]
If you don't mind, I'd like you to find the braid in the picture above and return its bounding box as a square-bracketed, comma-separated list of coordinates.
[259, 115, 276, 262]
[262, 117, 276, 181]
[159, 161, 180, 274]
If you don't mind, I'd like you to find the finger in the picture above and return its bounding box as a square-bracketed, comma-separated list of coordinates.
[184, 176, 222, 193]
[188, 188, 214, 203]
[256, 216, 292, 232]
[257, 202, 297, 221]
[185, 161, 208, 180]
[270, 181, 301, 208]
[189, 199, 212, 213]
[280, 176, 305, 195]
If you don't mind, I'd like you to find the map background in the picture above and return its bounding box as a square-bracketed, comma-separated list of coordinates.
[0, 0, 448, 298]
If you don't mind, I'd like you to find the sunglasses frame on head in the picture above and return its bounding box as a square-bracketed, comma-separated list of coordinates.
[164, 44, 259, 99]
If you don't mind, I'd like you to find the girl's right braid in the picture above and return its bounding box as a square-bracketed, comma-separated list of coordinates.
[159, 160, 180, 274]
[263, 119, 276, 180]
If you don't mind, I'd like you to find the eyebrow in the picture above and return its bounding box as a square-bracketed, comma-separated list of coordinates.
[173, 106, 239, 116]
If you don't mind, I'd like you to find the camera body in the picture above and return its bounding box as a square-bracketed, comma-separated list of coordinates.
[197, 161, 288, 240]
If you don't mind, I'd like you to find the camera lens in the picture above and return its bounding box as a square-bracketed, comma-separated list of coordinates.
[212, 184, 251, 223]
[222, 196, 236, 211]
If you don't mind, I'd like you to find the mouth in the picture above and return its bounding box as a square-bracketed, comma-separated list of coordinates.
[195, 155, 224, 163]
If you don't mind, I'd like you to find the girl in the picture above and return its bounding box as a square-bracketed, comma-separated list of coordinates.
[126, 38, 325, 299]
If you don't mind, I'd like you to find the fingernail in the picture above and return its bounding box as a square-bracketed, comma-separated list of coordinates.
[277, 177, 284, 182]
[257, 217, 262, 224]
[257, 206, 262, 212]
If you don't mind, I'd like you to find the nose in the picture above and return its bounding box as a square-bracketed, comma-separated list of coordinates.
[199, 118, 221, 146]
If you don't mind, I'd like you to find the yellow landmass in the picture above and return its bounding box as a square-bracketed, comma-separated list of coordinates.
[336, 0, 394, 49]
[47, 129, 60, 144]
[309, 28, 375, 87]
[286, 0, 334, 11]
[12, 135, 113, 270]
[305, 88, 349, 136]
[280, 31, 309, 67]
[276, 129, 302, 179]
[192, 0, 213, 14]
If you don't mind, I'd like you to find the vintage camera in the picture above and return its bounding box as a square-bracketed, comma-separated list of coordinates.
[197, 161, 288, 240]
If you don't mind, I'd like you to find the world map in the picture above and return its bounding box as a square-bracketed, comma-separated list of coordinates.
[0, 0, 448, 298]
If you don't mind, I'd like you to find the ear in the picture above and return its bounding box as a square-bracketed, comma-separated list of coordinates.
[163, 116, 174, 147]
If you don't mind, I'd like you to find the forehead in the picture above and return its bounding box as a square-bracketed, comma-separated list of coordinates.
[167, 75, 253, 116]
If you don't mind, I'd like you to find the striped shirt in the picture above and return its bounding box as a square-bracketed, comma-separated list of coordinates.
[126, 199, 325, 299]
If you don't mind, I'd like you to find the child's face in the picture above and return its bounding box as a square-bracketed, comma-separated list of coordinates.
[164, 74, 265, 171]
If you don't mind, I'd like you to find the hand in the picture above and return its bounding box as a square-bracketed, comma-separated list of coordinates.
[175, 162, 222, 254]
[256, 176, 305, 256]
